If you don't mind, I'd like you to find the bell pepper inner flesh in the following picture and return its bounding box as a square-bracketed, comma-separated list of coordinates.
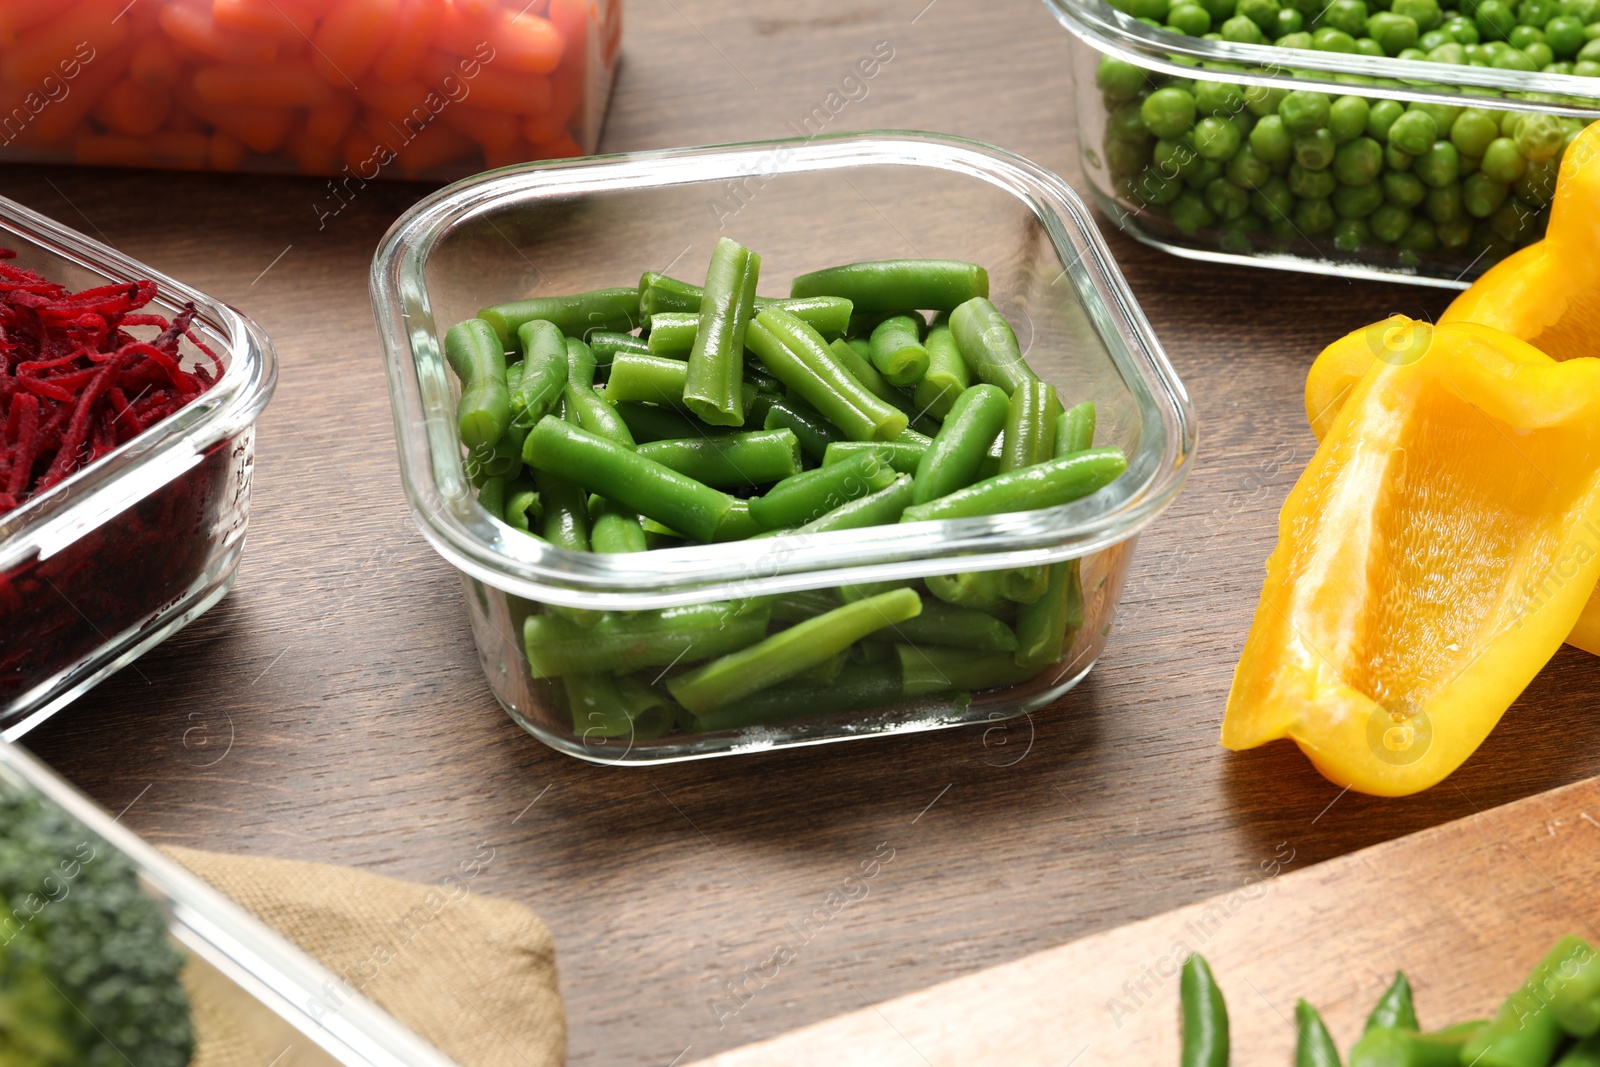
[1226, 322, 1600, 796]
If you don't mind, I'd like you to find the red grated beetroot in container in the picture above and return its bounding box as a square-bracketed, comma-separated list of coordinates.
[0, 248, 220, 518]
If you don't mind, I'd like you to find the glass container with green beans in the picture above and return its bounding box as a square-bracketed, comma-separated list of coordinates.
[1045, 0, 1600, 286]
[374, 133, 1195, 763]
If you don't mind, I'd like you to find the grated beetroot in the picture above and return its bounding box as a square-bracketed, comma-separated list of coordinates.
[0, 249, 220, 518]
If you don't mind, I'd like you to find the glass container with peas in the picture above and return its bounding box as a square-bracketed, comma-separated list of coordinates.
[1047, 0, 1600, 285]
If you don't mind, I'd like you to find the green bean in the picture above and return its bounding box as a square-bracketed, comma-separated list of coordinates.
[638, 271, 853, 338]
[1064, 559, 1084, 630]
[687, 663, 903, 732]
[587, 330, 649, 367]
[838, 579, 918, 603]
[1365, 973, 1419, 1033]
[522, 417, 735, 543]
[745, 363, 783, 396]
[949, 297, 1040, 396]
[769, 589, 844, 623]
[712, 499, 766, 542]
[504, 477, 541, 533]
[794, 650, 849, 685]
[477, 474, 506, 521]
[563, 674, 675, 740]
[604, 352, 758, 414]
[911, 383, 1011, 506]
[668, 588, 922, 713]
[1348, 1027, 1477, 1067]
[445, 317, 511, 450]
[589, 497, 647, 553]
[1557, 1033, 1600, 1067]
[799, 473, 915, 533]
[612, 401, 733, 443]
[638, 271, 703, 318]
[1295, 1000, 1342, 1067]
[824, 438, 927, 474]
[1056, 400, 1097, 455]
[748, 449, 896, 529]
[913, 324, 972, 421]
[685, 237, 759, 427]
[564, 338, 635, 447]
[646, 312, 699, 358]
[1462, 937, 1586, 1067]
[535, 468, 590, 551]
[755, 295, 853, 340]
[873, 599, 1017, 652]
[1014, 561, 1072, 668]
[479, 287, 640, 349]
[901, 447, 1128, 523]
[896, 645, 1041, 695]
[466, 425, 525, 484]
[747, 308, 909, 442]
[524, 601, 771, 678]
[763, 396, 844, 462]
[869, 314, 931, 387]
[1001, 380, 1062, 473]
[635, 429, 802, 488]
[1550, 940, 1600, 1035]
[511, 319, 569, 430]
[790, 259, 989, 312]
[1180, 954, 1229, 1067]
[828, 338, 899, 404]
[1000, 566, 1050, 603]
[925, 569, 1012, 613]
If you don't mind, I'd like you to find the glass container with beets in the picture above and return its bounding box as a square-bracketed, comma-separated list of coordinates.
[0, 193, 276, 739]
[0, 0, 620, 180]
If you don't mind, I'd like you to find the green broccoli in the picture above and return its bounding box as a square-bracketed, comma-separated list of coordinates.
[0, 777, 194, 1066]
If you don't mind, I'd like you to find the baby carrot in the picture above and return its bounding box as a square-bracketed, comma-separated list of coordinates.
[156, 2, 278, 66]
[93, 79, 172, 137]
[175, 83, 295, 154]
[211, 0, 319, 37]
[303, 95, 358, 145]
[193, 64, 337, 109]
[0, 0, 54, 45]
[395, 121, 477, 175]
[356, 81, 434, 122]
[130, 38, 184, 90]
[493, 8, 566, 74]
[312, 0, 400, 87]
[372, 0, 444, 83]
[208, 131, 248, 172]
[439, 104, 522, 153]
[1, 0, 131, 86]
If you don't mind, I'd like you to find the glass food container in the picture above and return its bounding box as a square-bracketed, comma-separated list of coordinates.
[1045, 0, 1600, 287]
[0, 741, 459, 1066]
[373, 132, 1196, 765]
[0, 0, 619, 180]
[0, 193, 276, 739]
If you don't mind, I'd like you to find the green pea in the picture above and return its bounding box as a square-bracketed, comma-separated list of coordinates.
[1543, 12, 1585, 51]
[1515, 112, 1565, 161]
[1332, 135, 1385, 182]
[1277, 6, 1306, 32]
[1383, 168, 1428, 205]
[1562, 0, 1599, 18]
[1276, 29, 1315, 45]
[1312, 26, 1360, 48]
[1429, 41, 1469, 60]
[1354, 34, 1387, 52]
[1292, 196, 1337, 234]
[1480, 135, 1527, 180]
[1418, 27, 1450, 48]
[1205, 176, 1252, 218]
[1488, 197, 1539, 241]
[1519, 0, 1560, 23]
[1396, 45, 1429, 58]
[1168, 1, 1217, 31]
[1333, 216, 1372, 249]
[1142, 87, 1198, 138]
[1443, 14, 1480, 40]
[1333, 179, 1387, 215]
[1106, 138, 1154, 177]
[1509, 23, 1548, 47]
[1465, 41, 1488, 60]
[1096, 56, 1150, 101]
[1184, 158, 1226, 189]
[1367, 98, 1406, 139]
[1288, 161, 1339, 197]
[1223, 12, 1267, 37]
[1438, 216, 1474, 249]
[1244, 84, 1287, 115]
[1369, 202, 1412, 241]
[1386, 142, 1415, 169]
[1543, 59, 1575, 71]
[1194, 116, 1244, 159]
[1279, 89, 1331, 132]
[1387, 109, 1438, 154]
[1252, 176, 1296, 219]
[1117, 0, 1173, 18]
[1520, 40, 1555, 64]
[1392, 0, 1442, 25]
[1451, 108, 1500, 155]
[1226, 143, 1274, 187]
[1109, 102, 1153, 142]
[1195, 80, 1246, 115]
[1324, 0, 1371, 32]
[1249, 113, 1294, 161]
[1170, 189, 1217, 233]
[1414, 140, 1461, 185]
[1135, 168, 1185, 205]
[1294, 127, 1338, 167]
[1397, 216, 1439, 251]
[1475, 0, 1516, 37]
[1514, 155, 1560, 204]
[1198, 0, 1238, 18]
[1153, 134, 1203, 177]
[1580, 57, 1600, 74]
[1238, 0, 1282, 26]
[1463, 170, 1511, 215]
[1328, 95, 1371, 141]
[1424, 180, 1464, 220]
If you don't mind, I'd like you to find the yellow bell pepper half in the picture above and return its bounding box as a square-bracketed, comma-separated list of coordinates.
[1225, 321, 1600, 796]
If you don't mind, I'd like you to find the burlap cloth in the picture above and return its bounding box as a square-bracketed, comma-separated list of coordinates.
[161, 846, 565, 1067]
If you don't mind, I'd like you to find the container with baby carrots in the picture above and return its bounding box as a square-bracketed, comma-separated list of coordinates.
[0, 0, 620, 179]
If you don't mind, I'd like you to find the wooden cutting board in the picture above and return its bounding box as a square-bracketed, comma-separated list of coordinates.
[690, 774, 1600, 1067]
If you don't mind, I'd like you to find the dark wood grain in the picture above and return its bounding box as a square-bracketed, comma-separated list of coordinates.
[10, 2, 1599, 1066]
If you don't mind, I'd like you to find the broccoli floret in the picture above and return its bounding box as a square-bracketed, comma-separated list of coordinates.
[0, 779, 193, 1066]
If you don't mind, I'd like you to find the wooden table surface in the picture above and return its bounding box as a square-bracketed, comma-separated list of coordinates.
[13, 2, 1600, 1065]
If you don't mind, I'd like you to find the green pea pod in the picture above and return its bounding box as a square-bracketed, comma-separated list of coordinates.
[1364, 973, 1419, 1033]
[445, 317, 511, 450]
[1295, 1000, 1341, 1067]
[1179, 954, 1229, 1067]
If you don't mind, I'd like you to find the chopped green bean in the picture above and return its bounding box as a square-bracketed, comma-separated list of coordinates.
[1294, 1000, 1342, 1067]
[1554, 943, 1600, 1036]
[1462, 938, 1586, 1067]
[524, 601, 772, 677]
[564, 674, 675, 740]
[589, 497, 647, 553]
[790, 259, 989, 312]
[1000, 380, 1062, 473]
[914, 323, 973, 420]
[912, 383, 1011, 505]
[512, 319, 569, 428]
[949, 297, 1039, 395]
[763, 395, 844, 462]
[824, 438, 927, 474]
[869, 314, 932, 387]
[799, 473, 915, 532]
[901, 447, 1128, 523]
[829, 337, 900, 404]
[445, 317, 511, 450]
[685, 237, 758, 426]
[896, 645, 1042, 695]
[746, 308, 909, 442]
[875, 599, 1017, 652]
[477, 474, 505, 520]
[688, 663, 904, 732]
[1365, 973, 1419, 1033]
[504, 477, 541, 533]
[924, 569, 1013, 613]
[479, 287, 640, 349]
[1057, 400, 1097, 455]
[635, 429, 802, 488]
[612, 401, 733, 443]
[535, 468, 590, 551]
[564, 338, 635, 447]
[712, 499, 768, 542]
[748, 448, 897, 529]
[588, 330, 650, 367]
[1350, 1025, 1480, 1067]
[645, 312, 699, 357]
[639, 270, 853, 338]
[1180, 954, 1229, 1067]
[604, 352, 758, 413]
[1014, 561, 1072, 668]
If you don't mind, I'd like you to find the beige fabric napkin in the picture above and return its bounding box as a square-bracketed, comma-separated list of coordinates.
[162, 845, 566, 1067]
